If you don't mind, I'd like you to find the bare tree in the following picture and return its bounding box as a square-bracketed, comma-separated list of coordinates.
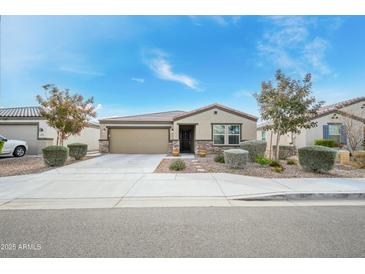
[340, 109, 365, 153]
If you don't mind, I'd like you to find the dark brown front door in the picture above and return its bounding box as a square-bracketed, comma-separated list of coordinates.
[179, 126, 194, 153]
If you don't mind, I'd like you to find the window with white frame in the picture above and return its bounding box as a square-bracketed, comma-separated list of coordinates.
[213, 124, 240, 145]
[328, 123, 341, 144]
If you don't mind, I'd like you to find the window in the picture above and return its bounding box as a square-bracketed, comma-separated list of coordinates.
[261, 131, 266, 141]
[328, 124, 341, 144]
[213, 124, 240, 145]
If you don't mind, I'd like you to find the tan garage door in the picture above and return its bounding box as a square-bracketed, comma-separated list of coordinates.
[0, 124, 39, 154]
[109, 128, 169, 154]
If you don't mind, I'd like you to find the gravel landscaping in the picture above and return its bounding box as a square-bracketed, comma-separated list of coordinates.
[0, 155, 98, 177]
[155, 155, 365, 178]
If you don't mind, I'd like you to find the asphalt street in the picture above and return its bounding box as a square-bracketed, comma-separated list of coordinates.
[1, 206, 365, 257]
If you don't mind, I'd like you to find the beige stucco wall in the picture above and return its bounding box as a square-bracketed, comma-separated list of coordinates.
[172, 107, 257, 141]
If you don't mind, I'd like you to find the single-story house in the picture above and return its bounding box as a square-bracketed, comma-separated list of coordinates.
[99, 103, 258, 154]
[257, 97, 365, 152]
[0, 106, 100, 154]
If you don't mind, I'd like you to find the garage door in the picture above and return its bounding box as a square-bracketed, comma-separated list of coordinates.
[109, 128, 169, 154]
[0, 124, 39, 154]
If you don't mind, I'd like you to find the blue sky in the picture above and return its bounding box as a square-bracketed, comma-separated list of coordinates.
[1, 16, 364, 118]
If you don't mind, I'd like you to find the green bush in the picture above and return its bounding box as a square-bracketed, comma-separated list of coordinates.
[298, 145, 337, 173]
[67, 143, 88, 160]
[42, 146, 68, 167]
[272, 166, 284, 173]
[240, 140, 267, 161]
[169, 160, 186, 171]
[255, 155, 271, 166]
[269, 160, 281, 168]
[286, 159, 296, 165]
[214, 154, 225, 163]
[272, 145, 296, 160]
[0, 140, 4, 153]
[314, 139, 335, 148]
[224, 149, 249, 169]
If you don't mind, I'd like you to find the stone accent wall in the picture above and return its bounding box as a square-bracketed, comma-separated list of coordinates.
[99, 140, 109, 153]
[195, 140, 240, 154]
[168, 140, 179, 154]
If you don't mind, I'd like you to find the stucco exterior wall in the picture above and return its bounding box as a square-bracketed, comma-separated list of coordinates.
[172, 107, 257, 141]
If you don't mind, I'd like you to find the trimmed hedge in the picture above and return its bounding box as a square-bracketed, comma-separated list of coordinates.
[42, 146, 68, 167]
[314, 139, 335, 148]
[272, 145, 296, 160]
[224, 149, 248, 169]
[298, 145, 337, 173]
[67, 143, 88, 160]
[240, 140, 267, 161]
[0, 140, 4, 153]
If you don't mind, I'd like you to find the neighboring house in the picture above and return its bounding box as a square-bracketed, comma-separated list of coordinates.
[0, 106, 100, 154]
[99, 103, 258, 154]
[257, 97, 365, 152]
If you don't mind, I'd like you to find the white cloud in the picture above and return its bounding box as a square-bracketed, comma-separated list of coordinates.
[131, 78, 145, 83]
[256, 16, 338, 76]
[59, 66, 104, 76]
[144, 49, 200, 90]
[189, 16, 241, 27]
[95, 103, 103, 111]
[233, 90, 255, 98]
[210, 16, 229, 26]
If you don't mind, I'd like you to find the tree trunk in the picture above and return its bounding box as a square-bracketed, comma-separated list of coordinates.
[269, 131, 273, 160]
[275, 133, 281, 161]
[56, 131, 60, 146]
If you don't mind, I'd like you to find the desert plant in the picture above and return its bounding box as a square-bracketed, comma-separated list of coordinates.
[298, 145, 337, 173]
[286, 159, 296, 165]
[314, 139, 335, 148]
[42, 146, 68, 167]
[255, 155, 271, 166]
[240, 140, 267, 161]
[269, 160, 281, 168]
[224, 149, 248, 169]
[272, 166, 285, 173]
[0, 140, 4, 153]
[214, 154, 225, 163]
[67, 143, 88, 160]
[169, 160, 186, 171]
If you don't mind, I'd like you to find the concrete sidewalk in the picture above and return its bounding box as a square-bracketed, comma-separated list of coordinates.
[0, 171, 364, 209]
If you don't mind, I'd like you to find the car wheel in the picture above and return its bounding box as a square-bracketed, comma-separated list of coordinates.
[13, 146, 26, 157]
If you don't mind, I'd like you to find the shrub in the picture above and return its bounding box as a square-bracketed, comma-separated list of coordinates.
[240, 140, 267, 161]
[269, 160, 281, 168]
[255, 155, 271, 166]
[272, 145, 296, 160]
[169, 160, 186, 171]
[272, 166, 284, 173]
[214, 154, 225, 163]
[298, 145, 337, 172]
[42, 146, 68, 167]
[314, 139, 335, 148]
[224, 149, 248, 169]
[67, 143, 88, 160]
[0, 140, 4, 153]
[286, 159, 296, 165]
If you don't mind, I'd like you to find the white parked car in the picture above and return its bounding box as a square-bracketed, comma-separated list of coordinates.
[0, 134, 28, 157]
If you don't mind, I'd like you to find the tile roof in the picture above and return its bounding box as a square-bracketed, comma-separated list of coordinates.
[99, 110, 186, 122]
[0, 106, 42, 118]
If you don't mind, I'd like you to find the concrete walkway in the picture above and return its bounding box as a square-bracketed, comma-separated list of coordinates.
[0, 154, 364, 209]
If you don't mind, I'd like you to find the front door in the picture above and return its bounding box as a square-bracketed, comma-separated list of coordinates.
[179, 127, 194, 153]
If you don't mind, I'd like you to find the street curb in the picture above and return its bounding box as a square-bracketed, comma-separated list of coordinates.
[230, 192, 365, 201]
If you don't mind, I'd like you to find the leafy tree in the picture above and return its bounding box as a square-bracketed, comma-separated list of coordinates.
[255, 70, 324, 160]
[36, 84, 96, 146]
